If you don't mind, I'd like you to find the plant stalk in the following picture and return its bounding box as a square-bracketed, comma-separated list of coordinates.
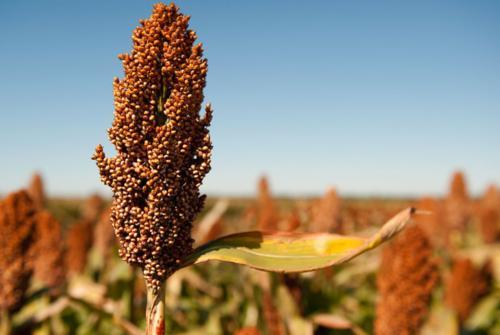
[146, 282, 166, 335]
[0, 310, 10, 335]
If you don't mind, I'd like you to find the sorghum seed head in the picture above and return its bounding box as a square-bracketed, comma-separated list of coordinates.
[445, 171, 470, 232]
[445, 258, 493, 324]
[257, 176, 279, 231]
[27, 172, 46, 209]
[81, 193, 105, 222]
[33, 210, 66, 292]
[65, 219, 93, 276]
[478, 185, 500, 243]
[0, 190, 37, 313]
[93, 2, 212, 291]
[415, 197, 448, 247]
[449, 171, 468, 201]
[310, 187, 342, 233]
[93, 206, 116, 261]
[375, 225, 439, 335]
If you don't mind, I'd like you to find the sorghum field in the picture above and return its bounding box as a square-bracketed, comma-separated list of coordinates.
[1, 170, 499, 334]
[1, 2, 499, 335]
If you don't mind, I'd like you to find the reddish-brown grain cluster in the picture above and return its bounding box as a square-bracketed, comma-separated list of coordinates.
[445, 258, 493, 324]
[93, 207, 116, 261]
[445, 171, 470, 233]
[33, 210, 66, 290]
[478, 185, 500, 243]
[257, 176, 279, 231]
[93, 3, 212, 291]
[415, 197, 447, 247]
[0, 191, 37, 313]
[82, 193, 105, 222]
[65, 219, 93, 276]
[283, 208, 301, 232]
[310, 187, 342, 233]
[375, 225, 439, 335]
[27, 172, 46, 209]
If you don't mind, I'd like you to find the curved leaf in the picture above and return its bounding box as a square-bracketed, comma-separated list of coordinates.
[181, 207, 417, 273]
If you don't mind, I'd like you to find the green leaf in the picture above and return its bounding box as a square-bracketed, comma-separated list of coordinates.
[181, 207, 416, 273]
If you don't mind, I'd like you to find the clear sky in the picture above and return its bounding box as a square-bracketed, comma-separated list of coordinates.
[0, 0, 499, 198]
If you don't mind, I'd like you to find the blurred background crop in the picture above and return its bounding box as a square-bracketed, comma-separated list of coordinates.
[1, 0, 499, 197]
[0, 1, 499, 334]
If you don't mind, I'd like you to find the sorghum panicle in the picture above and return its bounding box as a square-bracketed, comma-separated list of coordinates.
[283, 208, 300, 232]
[257, 176, 279, 231]
[375, 225, 439, 335]
[445, 258, 493, 324]
[33, 210, 66, 290]
[415, 197, 448, 247]
[93, 207, 116, 261]
[478, 185, 500, 243]
[93, 3, 212, 291]
[65, 219, 93, 276]
[27, 172, 46, 209]
[310, 187, 342, 233]
[445, 171, 470, 232]
[82, 193, 105, 222]
[0, 191, 37, 313]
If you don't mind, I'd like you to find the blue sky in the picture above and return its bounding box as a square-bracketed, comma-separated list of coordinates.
[0, 0, 499, 197]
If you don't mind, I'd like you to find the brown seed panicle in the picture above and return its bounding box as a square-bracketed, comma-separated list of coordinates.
[478, 185, 500, 244]
[449, 171, 468, 201]
[65, 219, 93, 276]
[93, 206, 116, 262]
[445, 171, 470, 233]
[93, 3, 212, 291]
[82, 193, 105, 222]
[0, 191, 37, 313]
[415, 197, 448, 247]
[257, 176, 279, 231]
[27, 172, 46, 209]
[479, 206, 500, 244]
[375, 225, 439, 335]
[445, 258, 493, 324]
[310, 187, 342, 233]
[33, 210, 66, 292]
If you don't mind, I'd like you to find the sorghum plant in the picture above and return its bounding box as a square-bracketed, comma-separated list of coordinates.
[33, 210, 66, 292]
[93, 2, 212, 332]
[93, 207, 115, 264]
[27, 172, 46, 209]
[445, 171, 470, 235]
[310, 187, 342, 233]
[375, 225, 439, 335]
[93, 2, 418, 334]
[415, 197, 447, 247]
[478, 185, 500, 243]
[82, 193, 105, 222]
[445, 258, 493, 325]
[65, 219, 93, 276]
[257, 176, 279, 231]
[0, 191, 37, 328]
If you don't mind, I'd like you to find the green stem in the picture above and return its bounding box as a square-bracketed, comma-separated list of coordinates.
[0, 310, 10, 335]
[146, 282, 166, 335]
